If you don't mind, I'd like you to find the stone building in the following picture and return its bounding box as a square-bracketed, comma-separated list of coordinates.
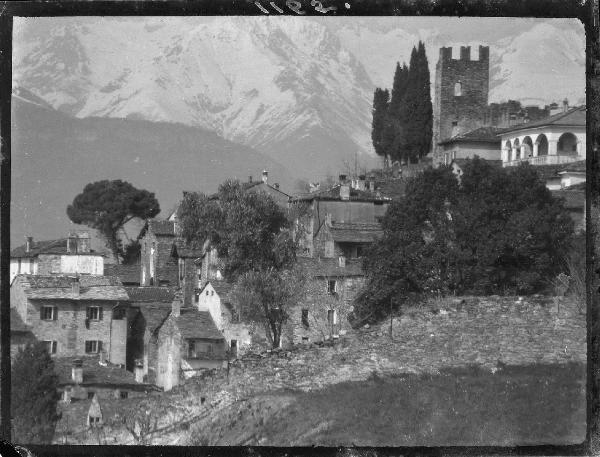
[6, 309, 34, 359]
[156, 296, 227, 391]
[170, 241, 203, 307]
[139, 220, 178, 287]
[291, 175, 390, 257]
[437, 126, 503, 166]
[313, 219, 383, 260]
[499, 105, 586, 167]
[55, 356, 158, 404]
[125, 286, 175, 380]
[196, 281, 254, 357]
[10, 231, 103, 283]
[289, 257, 366, 345]
[10, 275, 130, 364]
[432, 45, 490, 160]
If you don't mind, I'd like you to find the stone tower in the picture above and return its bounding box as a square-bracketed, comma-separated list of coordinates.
[432, 45, 490, 162]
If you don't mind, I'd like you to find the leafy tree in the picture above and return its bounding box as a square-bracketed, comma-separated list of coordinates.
[177, 180, 296, 281]
[11, 342, 61, 444]
[352, 158, 574, 325]
[119, 240, 141, 265]
[231, 267, 307, 348]
[67, 180, 160, 263]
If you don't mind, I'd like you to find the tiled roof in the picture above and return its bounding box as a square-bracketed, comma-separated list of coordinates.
[11, 238, 101, 258]
[53, 356, 156, 388]
[201, 281, 234, 300]
[500, 106, 586, 134]
[138, 304, 173, 336]
[329, 222, 383, 243]
[292, 184, 390, 203]
[125, 286, 175, 303]
[104, 264, 140, 285]
[439, 126, 505, 145]
[15, 275, 129, 301]
[297, 257, 365, 278]
[169, 308, 225, 341]
[148, 220, 176, 237]
[552, 189, 585, 210]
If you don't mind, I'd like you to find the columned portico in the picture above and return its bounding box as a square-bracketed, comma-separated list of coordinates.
[498, 106, 586, 167]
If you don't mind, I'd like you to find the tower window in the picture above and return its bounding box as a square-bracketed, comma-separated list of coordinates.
[454, 82, 462, 96]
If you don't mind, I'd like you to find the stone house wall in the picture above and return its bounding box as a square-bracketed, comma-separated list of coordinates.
[180, 258, 200, 307]
[10, 286, 128, 361]
[285, 275, 365, 346]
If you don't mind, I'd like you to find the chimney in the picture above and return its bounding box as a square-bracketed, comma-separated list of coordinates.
[357, 175, 366, 191]
[72, 359, 83, 384]
[172, 297, 181, 318]
[134, 359, 144, 383]
[338, 255, 346, 268]
[78, 231, 91, 253]
[72, 277, 80, 296]
[248, 176, 253, 183]
[563, 98, 569, 112]
[262, 170, 268, 184]
[67, 232, 78, 253]
[25, 236, 33, 253]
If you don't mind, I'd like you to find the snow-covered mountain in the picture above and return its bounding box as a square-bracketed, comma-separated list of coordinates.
[333, 18, 585, 106]
[13, 17, 585, 182]
[13, 17, 377, 179]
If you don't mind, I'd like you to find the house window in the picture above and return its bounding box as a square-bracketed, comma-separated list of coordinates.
[40, 305, 57, 321]
[85, 340, 102, 354]
[43, 340, 57, 354]
[301, 309, 309, 328]
[206, 290, 209, 296]
[211, 290, 214, 296]
[327, 280, 337, 295]
[195, 293, 200, 303]
[89, 416, 101, 426]
[86, 306, 102, 321]
[87, 391, 96, 400]
[120, 390, 129, 399]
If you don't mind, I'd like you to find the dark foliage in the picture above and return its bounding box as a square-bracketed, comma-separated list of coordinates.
[177, 180, 296, 281]
[371, 87, 390, 161]
[11, 342, 61, 444]
[371, 42, 432, 165]
[67, 180, 160, 263]
[352, 158, 574, 324]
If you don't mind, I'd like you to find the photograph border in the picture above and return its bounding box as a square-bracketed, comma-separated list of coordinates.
[0, 1, 597, 456]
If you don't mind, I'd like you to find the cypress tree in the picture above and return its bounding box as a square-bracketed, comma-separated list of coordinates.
[388, 62, 409, 119]
[399, 42, 433, 163]
[371, 88, 390, 163]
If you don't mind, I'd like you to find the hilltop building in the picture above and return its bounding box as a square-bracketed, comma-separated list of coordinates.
[10, 231, 103, 283]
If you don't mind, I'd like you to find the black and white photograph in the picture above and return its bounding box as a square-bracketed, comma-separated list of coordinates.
[1, 6, 595, 450]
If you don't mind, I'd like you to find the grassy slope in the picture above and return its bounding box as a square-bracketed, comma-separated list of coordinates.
[190, 363, 586, 447]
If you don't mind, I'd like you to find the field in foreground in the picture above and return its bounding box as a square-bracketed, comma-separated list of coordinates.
[187, 362, 586, 446]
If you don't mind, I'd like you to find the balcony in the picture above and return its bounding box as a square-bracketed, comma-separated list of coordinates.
[503, 155, 583, 168]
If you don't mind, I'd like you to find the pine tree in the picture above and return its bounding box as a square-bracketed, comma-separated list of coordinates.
[12, 342, 61, 444]
[416, 41, 433, 159]
[371, 88, 390, 163]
